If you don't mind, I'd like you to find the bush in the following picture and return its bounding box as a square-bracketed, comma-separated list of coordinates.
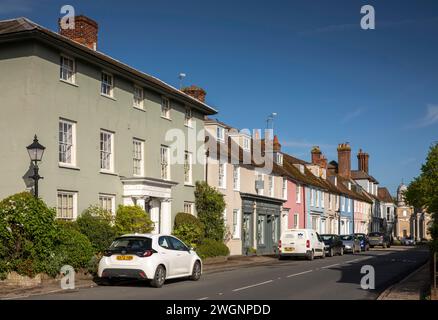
[0, 192, 59, 277]
[76, 206, 117, 253]
[194, 181, 226, 241]
[115, 205, 154, 235]
[173, 212, 204, 248]
[55, 224, 94, 271]
[195, 239, 230, 259]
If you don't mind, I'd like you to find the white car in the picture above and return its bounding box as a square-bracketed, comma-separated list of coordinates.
[98, 234, 202, 288]
[278, 229, 325, 260]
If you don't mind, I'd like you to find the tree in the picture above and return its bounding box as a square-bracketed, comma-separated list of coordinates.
[405, 143, 438, 251]
[115, 205, 154, 235]
[194, 181, 226, 241]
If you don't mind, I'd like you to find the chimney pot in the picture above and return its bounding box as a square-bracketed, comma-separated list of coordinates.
[59, 15, 98, 50]
[182, 85, 206, 103]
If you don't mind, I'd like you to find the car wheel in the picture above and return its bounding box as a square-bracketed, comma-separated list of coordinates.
[307, 251, 314, 261]
[190, 261, 202, 281]
[321, 250, 326, 259]
[339, 247, 344, 256]
[329, 248, 334, 257]
[279, 255, 287, 260]
[150, 265, 166, 288]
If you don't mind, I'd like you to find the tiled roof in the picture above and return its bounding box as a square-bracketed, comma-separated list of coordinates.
[378, 187, 394, 203]
[351, 170, 378, 183]
[0, 17, 217, 115]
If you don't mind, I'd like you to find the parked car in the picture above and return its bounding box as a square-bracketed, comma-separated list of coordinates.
[354, 233, 370, 251]
[278, 229, 325, 260]
[401, 236, 416, 246]
[320, 234, 345, 257]
[368, 232, 391, 248]
[339, 235, 361, 253]
[98, 234, 202, 288]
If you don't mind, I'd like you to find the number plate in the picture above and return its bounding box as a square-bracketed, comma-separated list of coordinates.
[116, 255, 133, 261]
[284, 247, 294, 252]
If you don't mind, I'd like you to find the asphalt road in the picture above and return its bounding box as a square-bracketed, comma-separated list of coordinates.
[24, 246, 429, 300]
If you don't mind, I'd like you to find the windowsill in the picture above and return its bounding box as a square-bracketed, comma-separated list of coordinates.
[184, 183, 195, 187]
[233, 189, 240, 192]
[219, 186, 227, 190]
[161, 116, 172, 121]
[59, 163, 80, 171]
[100, 170, 118, 176]
[59, 79, 78, 87]
[184, 124, 193, 129]
[101, 93, 116, 101]
[133, 106, 146, 112]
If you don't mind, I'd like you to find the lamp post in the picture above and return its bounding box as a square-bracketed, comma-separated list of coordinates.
[26, 135, 45, 198]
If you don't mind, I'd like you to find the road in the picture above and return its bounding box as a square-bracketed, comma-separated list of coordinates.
[24, 246, 429, 300]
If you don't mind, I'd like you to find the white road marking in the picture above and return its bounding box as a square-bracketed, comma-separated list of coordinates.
[287, 270, 313, 278]
[321, 263, 340, 269]
[232, 280, 273, 292]
[198, 297, 209, 300]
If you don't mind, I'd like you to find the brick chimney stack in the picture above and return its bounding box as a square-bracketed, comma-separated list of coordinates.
[319, 155, 328, 169]
[337, 143, 351, 179]
[311, 146, 322, 165]
[273, 135, 281, 152]
[59, 15, 98, 50]
[357, 149, 370, 173]
[182, 85, 206, 103]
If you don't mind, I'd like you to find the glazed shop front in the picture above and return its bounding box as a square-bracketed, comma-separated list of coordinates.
[241, 193, 285, 255]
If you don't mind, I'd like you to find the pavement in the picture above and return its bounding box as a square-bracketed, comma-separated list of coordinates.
[7, 245, 429, 300]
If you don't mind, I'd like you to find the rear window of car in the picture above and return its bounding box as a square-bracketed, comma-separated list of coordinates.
[340, 235, 353, 241]
[109, 237, 152, 252]
[356, 234, 365, 240]
[368, 232, 382, 237]
[321, 235, 334, 241]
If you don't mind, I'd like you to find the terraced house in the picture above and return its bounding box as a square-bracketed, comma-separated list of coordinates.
[0, 16, 216, 232]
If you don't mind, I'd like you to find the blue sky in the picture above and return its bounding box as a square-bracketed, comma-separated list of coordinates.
[1, 0, 437, 195]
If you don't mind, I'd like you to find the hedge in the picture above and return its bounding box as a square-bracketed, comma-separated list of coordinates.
[115, 205, 154, 235]
[195, 239, 230, 259]
[173, 212, 204, 248]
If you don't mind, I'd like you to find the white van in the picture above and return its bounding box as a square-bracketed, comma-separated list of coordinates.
[278, 229, 325, 260]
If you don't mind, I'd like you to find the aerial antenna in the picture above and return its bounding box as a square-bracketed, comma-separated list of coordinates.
[178, 73, 186, 89]
[266, 112, 277, 134]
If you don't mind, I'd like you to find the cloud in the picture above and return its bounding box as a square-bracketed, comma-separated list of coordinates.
[0, 0, 35, 14]
[410, 104, 438, 128]
[341, 108, 363, 124]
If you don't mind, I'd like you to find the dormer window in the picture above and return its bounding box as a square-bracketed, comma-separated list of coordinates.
[217, 126, 225, 143]
[274, 152, 283, 165]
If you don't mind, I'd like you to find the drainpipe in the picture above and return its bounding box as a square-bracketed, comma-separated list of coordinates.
[303, 185, 306, 228]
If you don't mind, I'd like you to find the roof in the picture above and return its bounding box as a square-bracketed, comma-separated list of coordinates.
[0, 17, 217, 115]
[351, 170, 379, 183]
[378, 187, 394, 203]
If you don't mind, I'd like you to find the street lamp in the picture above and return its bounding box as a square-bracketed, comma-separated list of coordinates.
[26, 135, 45, 198]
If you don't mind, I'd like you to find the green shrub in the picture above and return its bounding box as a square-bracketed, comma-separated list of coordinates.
[195, 239, 230, 259]
[76, 206, 116, 253]
[0, 192, 59, 277]
[392, 239, 401, 246]
[115, 205, 154, 235]
[173, 212, 204, 248]
[194, 181, 226, 241]
[55, 225, 94, 271]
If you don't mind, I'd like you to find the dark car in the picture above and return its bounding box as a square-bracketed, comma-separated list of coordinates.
[354, 233, 370, 251]
[320, 234, 345, 257]
[368, 232, 391, 248]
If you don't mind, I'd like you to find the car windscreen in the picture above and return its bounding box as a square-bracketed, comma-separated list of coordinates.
[340, 235, 353, 241]
[356, 234, 365, 240]
[108, 237, 152, 252]
[368, 232, 381, 237]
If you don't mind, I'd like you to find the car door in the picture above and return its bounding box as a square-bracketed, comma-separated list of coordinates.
[157, 236, 179, 276]
[167, 236, 193, 276]
[314, 233, 324, 256]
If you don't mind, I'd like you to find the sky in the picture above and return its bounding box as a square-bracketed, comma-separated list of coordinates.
[1, 0, 437, 195]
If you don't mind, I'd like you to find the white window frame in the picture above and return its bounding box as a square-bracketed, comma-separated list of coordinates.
[296, 184, 301, 204]
[184, 202, 194, 215]
[321, 192, 325, 209]
[60, 55, 75, 84]
[160, 145, 170, 180]
[59, 118, 76, 167]
[275, 152, 283, 165]
[161, 97, 171, 119]
[257, 215, 265, 245]
[233, 165, 240, 191]
[310, 188, 314, 206]
[133, 138, 144, 176]
[133, 85, 144, 109]
[217, 126, 225, 143]
[282, 178, 287, 200]
[184, 151, 193, 185]
[184, 107, 193, 127]
[100, 130, 114, 173]
[56, 191, 78, 220]
[218, 163, 227, 189]
[268, 176, 274, 197]
[316, 190, 320, 207]
[293, 213, 299, 229]
[232, 209, 241, 239]
[99, 194, 116, 215]
[348, 198, 351, 212]
[341, 196, 345, 211]
[101, 71, 114, 97]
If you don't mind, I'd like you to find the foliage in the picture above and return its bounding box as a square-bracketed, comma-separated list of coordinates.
[76, 206, 117, 253]
[405, 143, 438, 252]
[194, 181, 226, 241]
[195, 239, 230, 259]
[0, 192, 59, 277]
[173, 213, 204, 248]
[115, 205, 154, 235]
